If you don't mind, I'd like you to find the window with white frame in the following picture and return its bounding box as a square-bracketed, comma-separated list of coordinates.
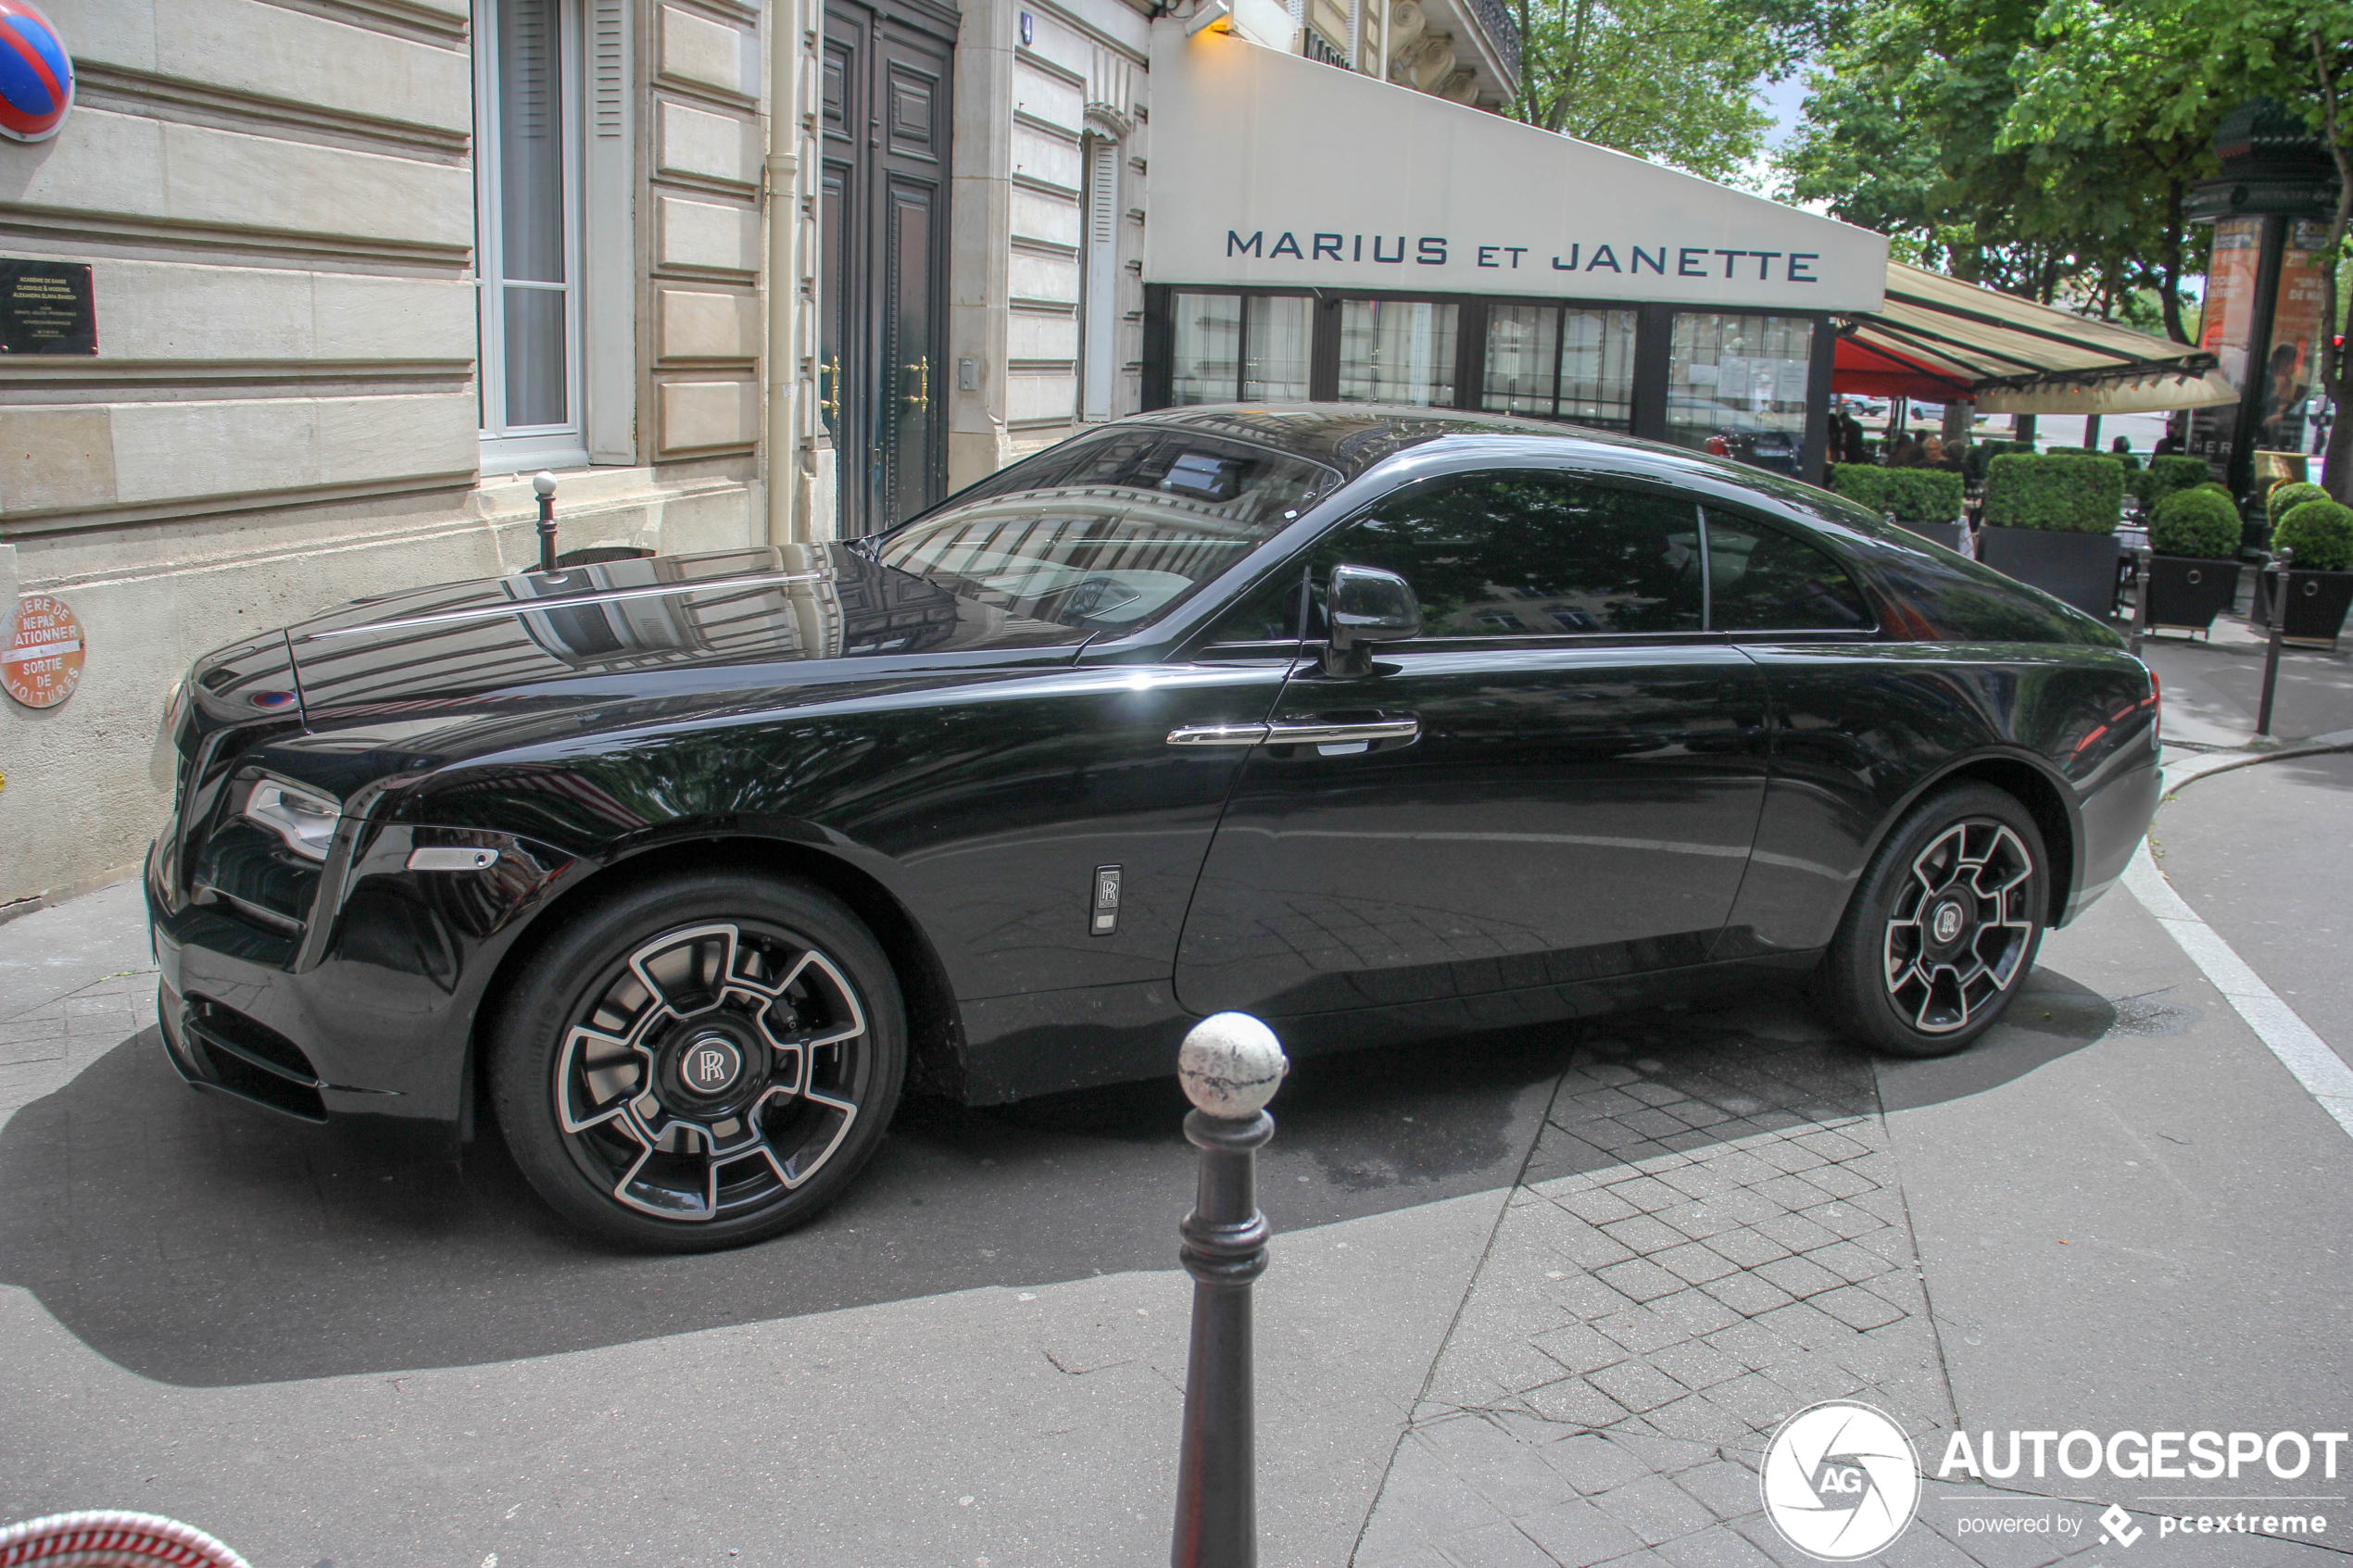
[475, 0, 586, 471]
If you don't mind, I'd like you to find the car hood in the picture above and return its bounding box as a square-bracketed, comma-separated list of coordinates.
[278, 544, 1092, 721]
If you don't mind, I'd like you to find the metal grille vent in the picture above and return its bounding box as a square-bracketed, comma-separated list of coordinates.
[593, 0, 624, 138]
[1088, 137, 1119, 247]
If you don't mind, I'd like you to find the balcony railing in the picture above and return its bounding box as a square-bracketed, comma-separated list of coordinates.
[1302, 26, 1351, 68]
[1463, 0, 1520, 84]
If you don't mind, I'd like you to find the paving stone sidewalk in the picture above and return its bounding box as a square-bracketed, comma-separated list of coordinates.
[1351, 1000, 2106, 1568]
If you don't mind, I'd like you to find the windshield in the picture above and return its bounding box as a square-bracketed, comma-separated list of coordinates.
[872, 428, 1338, 633]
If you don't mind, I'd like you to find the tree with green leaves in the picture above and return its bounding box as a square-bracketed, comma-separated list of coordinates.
[2002, 2, 2225, 344]
[1507, 0, 1816, 182]
[2005, 0, 2353, 495]
[1778, 0, 2209, 331]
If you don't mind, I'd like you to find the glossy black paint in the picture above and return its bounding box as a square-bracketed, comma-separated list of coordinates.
[146, 407, 2160, 1148]
[1176, 643, 1769, 1017]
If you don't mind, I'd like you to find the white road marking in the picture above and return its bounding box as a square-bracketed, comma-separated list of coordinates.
[2124, 841, 2353, 1141]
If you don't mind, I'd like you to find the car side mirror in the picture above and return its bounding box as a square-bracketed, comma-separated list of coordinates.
[1324, 563, 1422, 674]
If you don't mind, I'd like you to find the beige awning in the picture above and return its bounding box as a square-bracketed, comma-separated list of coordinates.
[1841, 263, 2234, 412]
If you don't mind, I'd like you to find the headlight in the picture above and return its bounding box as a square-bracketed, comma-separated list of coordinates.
[150, 678, 188, 796]
[244, 778, 342, 860]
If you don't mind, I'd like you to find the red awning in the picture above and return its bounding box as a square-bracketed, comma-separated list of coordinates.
[1835, 263, 2235, 412]
[1832, 332, 1972, 402]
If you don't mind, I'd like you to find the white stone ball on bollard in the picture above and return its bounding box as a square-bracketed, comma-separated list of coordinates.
[532, 470, 558, 497]
[1177, 1011, 1289, 1118]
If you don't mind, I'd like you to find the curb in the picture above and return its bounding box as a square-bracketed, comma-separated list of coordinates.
[2161, 727, 2353, 794]
[0, 862, 143, 930]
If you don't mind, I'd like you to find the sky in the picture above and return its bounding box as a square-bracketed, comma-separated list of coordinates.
[1744, 69, 1816, 193]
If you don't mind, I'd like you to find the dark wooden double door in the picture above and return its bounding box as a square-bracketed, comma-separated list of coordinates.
[822, 0, 953, 537]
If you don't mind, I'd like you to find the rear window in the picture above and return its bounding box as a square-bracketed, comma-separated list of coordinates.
[1704, 510, 1874, 631]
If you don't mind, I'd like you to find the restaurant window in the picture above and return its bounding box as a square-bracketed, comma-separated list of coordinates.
[1245, 295, 1311, 399]
[1167, 293, 1312, 404]
[1482, 305, 1636, 430]
[1337, 298, 1458, 407]
[475, 0, 585, 470]
[1665, 312, 1814, 464]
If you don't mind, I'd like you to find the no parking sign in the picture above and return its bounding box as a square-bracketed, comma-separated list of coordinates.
[3, 592, 84, 708]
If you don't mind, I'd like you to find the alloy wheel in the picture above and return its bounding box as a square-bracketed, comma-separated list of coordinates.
[1880, 821, 2036, 1035]
[552, 921, 875, 1222]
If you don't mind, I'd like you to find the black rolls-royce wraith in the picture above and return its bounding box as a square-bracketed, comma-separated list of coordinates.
[147, 408, 2160, 1249]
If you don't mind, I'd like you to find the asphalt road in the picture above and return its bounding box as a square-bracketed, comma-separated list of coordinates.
[3, 809, 2351, 1565]
[0, 992, 1567, 1387]
[2153, 747, 2353, 1069]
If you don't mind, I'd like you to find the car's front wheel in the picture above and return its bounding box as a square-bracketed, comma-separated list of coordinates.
[488, 872, 905, 1251]
[1817, 783, 2048, 1059]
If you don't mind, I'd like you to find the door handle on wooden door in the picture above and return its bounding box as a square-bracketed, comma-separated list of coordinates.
[903, 356, 930, 411]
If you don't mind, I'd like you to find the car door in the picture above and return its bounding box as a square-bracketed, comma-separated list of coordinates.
[1173, 470, 1772, 1021]
[1699, 504, 1973, 960]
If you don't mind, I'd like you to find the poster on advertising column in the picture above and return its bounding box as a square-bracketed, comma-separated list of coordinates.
[2187, 217, 2262, 470]
[2259, 220, 2330, 454]
[2200, 217, 2261, 389]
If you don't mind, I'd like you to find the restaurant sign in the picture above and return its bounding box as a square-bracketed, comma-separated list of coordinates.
[1147, 31, 1888, 312]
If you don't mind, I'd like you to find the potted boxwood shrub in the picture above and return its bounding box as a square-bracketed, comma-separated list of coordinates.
[1977, 452, 2127, 618]
[2143, 488, 2243, 633]
[2131, 454, 2211, 520]
[1831, 466, 1967, 550]
[2268, 480, 2328, 531]
[2254, 483, 2341, 621]
[2265, 497, 2353, 646]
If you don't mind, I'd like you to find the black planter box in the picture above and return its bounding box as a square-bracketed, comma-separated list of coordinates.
[2256, 568, 2353, 646]
[1978, 526, 2122, 619]
[2143, 555, 2241, 633]
[1894, 520, 1967, 553]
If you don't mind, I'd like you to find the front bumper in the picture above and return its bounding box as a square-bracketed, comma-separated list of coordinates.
[148, 820, 581, 1141]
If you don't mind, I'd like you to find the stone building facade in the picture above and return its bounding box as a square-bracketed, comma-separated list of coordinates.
[0, 0, 1516, 908]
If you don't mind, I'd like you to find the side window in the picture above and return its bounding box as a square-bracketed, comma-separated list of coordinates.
[1309, 474, 1705, 637]
[1704, 510, 1875, 632]
[1202, 569, 1306, 645]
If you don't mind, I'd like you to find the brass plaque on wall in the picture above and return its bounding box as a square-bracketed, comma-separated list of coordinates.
[0, 259, 96, 356]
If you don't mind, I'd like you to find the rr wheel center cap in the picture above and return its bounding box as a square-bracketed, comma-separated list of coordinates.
[682, 1033, 743, 1094]
[1928, 897, 1969, 948]
[656, 1020, 768, 1117]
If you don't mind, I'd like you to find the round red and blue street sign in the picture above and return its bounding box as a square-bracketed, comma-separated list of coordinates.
[0, 0, 72, 144]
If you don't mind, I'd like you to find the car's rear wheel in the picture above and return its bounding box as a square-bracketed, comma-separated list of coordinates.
[1817, 784, 2047, 1059]
[488, 872, 905, 1251]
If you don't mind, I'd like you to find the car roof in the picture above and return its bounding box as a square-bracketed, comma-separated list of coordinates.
[1116, 403, 1865, 524]
[1114, 403, 1679, 484]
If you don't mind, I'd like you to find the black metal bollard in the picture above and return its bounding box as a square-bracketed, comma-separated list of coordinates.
[534, 470, 560, 573]
[1171, 1012, 1289, 1568]
[2258, 546, 2293, 737]
[2129, 543, 2152, 656]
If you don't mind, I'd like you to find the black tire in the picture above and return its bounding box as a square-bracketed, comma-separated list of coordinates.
[1816, 783, 2049, 1060]
[488, 872, 905, 1251]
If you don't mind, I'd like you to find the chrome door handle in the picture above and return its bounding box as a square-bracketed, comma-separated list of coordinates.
[1166, 723, 1271, 747]
[1265, 718, 1420, 746]
[1164, 717, 1421, 751]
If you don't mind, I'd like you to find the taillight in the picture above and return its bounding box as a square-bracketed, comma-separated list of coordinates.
[2146, 665, 2161, 746]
